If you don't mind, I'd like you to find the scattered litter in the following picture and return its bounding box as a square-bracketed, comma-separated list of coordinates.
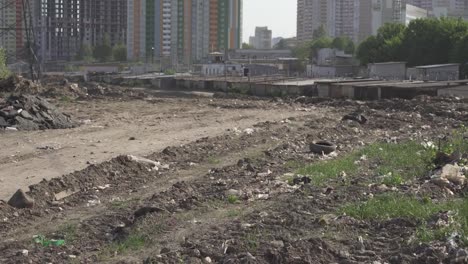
[33, 235, 65, 247]
[342, 112, 368, 124]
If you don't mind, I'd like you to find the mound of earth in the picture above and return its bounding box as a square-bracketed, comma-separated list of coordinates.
[0, 75, 42, 94]
[0, 94, 76, 130]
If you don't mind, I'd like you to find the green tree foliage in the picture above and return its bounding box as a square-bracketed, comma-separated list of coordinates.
[0, 48, 10, 78]
[76, 44, 93, 61]
[242, 43, 254, 49]
[93, 35, 112, 62]
[112, 44, 127, 61]
[310, 37, 333, 58]
[356, 23, 405, 65]
[313, 24, 327, 39]
[332, 36, 355, 54]
[357, 18, 468, 66]
[274, 39, 287, 50]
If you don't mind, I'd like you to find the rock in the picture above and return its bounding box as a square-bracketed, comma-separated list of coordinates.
[7, 189, 34, 209]
[270, 240, 284, 248]
[129, 137, 136, 140]
[226, 189, 242, 197]
[20, 110, 33, 120]
[441, 164, 465, 185]
[0, 116, 8, 127]
[203, 257, 212, 263]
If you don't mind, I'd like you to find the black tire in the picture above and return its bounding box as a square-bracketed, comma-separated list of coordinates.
[310, 141, 337, 154]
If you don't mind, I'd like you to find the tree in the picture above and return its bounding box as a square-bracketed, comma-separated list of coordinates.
[93, 35, 112, 62]
[112, 44, 127, 61]
[242, 43, 254, 49]
[356, 36, 381, 65]
[274, 39, 287, 50]
[331, 36, 355, 54]
[313, 24, 327, 39]
[0, 48, 10, 78]
[310, 36, 333, 58]
[356, 23, 406, 65]
[76, 44, 93, 61]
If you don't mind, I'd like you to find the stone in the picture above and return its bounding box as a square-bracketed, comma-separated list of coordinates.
[270, 240, 284, 248]
[0, 116, 7, 127]
[20, 110, 34, 120]
[7, 189, 34, 209]
[441, 164, 466, 185]
[203, 257, 212, 263]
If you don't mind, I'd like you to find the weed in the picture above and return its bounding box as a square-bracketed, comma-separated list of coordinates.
[295, 141, 435, 186]
[59, 96, 73, 103]
[244, 232, 259, 250]
[227, 195, 239, 204]
[57, 223, 78, 242]
[207, 156, 221, 165]
[341, 194, 468, 245]
[285, 160, 303, 169]
[340, 194, 459, 221]
[381, 173, 404, 186]
[362, 141, 434, 181]
[226, 209, 241, 218]
[109, 234, 147, 254]
[296, 154, 358, 186]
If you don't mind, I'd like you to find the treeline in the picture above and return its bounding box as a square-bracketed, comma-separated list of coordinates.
[357, 17, 468, 67]
[76, 35, 127, 62]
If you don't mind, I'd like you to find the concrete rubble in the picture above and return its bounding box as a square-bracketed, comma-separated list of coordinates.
[0, 95, 76, 130]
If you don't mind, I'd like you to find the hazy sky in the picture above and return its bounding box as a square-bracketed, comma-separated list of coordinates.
[243, 0, 297, 43]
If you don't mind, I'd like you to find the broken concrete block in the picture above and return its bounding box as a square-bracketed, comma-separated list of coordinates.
[7, 189, 34, 209]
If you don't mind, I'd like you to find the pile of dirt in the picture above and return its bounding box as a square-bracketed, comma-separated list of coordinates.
[0, 95, 76, 130]
[0, 75, 42, 94]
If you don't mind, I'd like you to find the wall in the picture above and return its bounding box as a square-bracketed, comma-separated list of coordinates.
[369, 63, 406, 80]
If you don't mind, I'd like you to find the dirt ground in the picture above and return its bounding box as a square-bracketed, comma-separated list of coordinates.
[0, 87, 468, 263]
[0, 95, 309, 201]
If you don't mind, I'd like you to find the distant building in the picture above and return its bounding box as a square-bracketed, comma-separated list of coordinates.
[404, 4, 428, 25]
[308, 48, 358, 78]
[368, 62, 407, 80]
[249, 27, 272, 49]
[228, 49, 293, 61]
[407, 63, 460, 81]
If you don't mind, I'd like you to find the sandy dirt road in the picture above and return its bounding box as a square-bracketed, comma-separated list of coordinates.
[0, 97, 307, 200]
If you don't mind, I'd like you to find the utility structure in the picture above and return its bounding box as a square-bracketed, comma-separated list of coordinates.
[0, 0, 40, 80]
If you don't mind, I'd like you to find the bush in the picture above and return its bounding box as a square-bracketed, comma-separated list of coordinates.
[0, 48, 11, 78]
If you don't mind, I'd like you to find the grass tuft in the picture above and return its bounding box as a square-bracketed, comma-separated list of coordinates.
[227, 195, 239, 204]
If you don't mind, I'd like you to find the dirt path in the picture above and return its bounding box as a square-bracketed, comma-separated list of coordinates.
[0, 97, 307, 200]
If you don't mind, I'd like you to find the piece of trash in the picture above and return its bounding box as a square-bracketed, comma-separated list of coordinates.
[244, 128, 254, 135]
[342, 112, 367, 124]
[33, 235, 65, 247]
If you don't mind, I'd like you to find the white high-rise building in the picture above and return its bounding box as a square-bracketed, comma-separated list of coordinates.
[249, 26, 272, 49]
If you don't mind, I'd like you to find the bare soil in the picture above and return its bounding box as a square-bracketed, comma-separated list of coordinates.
[0, 89, 467, 264]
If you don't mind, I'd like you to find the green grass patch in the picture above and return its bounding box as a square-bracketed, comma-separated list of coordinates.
[341, 194, 468, 245]
[294, 141, 436, 186]
[56, 223, 78, 242]
[296, 154, 358, 186]
[341, 194, 458, 221]
[207, 156, 221, 165]
[227, 195, 239, 204]
[108, 233, 147, 254]
[363, 141, 434, 181]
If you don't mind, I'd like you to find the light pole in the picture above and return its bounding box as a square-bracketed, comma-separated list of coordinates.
[151, 47, 154, 65]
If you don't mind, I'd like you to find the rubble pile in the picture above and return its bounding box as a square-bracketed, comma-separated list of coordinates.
[0, 75, 42, 94]
[0, 94, 76, 130]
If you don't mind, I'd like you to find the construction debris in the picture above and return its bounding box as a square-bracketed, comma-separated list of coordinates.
[0, 95, 76, 130]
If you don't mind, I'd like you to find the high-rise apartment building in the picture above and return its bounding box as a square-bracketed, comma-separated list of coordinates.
[297, 0, 329, 43]
[33, 0, 126, 62]
[128, 0, 242, 65]
[249, 26, 272, 49]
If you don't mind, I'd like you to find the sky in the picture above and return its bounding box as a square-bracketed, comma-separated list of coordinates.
[243, 0, 297, 43]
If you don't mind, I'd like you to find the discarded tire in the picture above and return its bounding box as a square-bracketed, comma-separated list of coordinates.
[310, 141, 337, 155]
